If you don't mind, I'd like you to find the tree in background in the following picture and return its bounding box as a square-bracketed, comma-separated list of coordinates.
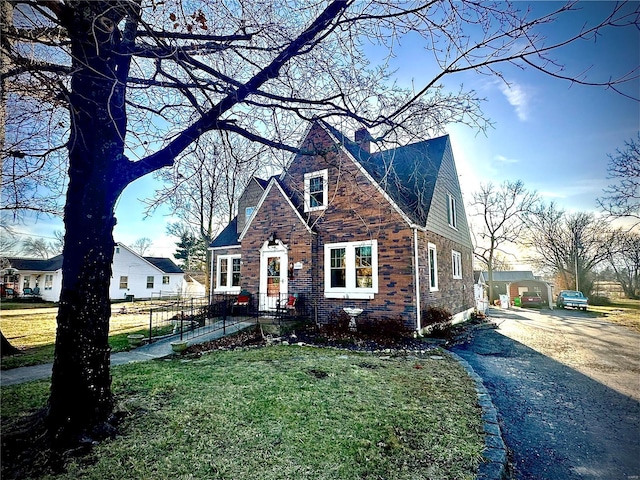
[598, 134, 640, 226]
[169, 223, 207, 272]
[524, 204, 612, 296]
[2, 0, 638, 461]
[129, 237, 152, 256]
[469, 180, 539, 302]
[604, 229, 640, 299]
[473, 251, 513, 273]
[0, 229, 21, 256]
[20, 237, 52, 259]
[20, 231, 63, 259]
[146, 133, 264, 289]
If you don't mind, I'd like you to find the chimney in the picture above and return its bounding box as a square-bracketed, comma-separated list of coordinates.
[354, 127, 371, 153]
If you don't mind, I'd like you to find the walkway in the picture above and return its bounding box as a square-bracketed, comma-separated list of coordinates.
[0, 321, 253, 387]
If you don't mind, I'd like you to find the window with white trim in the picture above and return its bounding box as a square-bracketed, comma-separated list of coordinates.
[324, 240, 378, 299]
[216, 254, 241, 291]
[452, 250, 462, 279]
[162, 275, 170, 285]
[44, 274, 53, 290]
[146, 276, 154, 289]
[304, 169, 328, 212]
[119, 276, 128, 289]
[447, 193, 458, 229]
[428, 243, 438, 291]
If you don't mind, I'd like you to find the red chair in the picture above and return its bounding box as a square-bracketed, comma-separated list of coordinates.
[232, 291, 251, 315]
[277, 294, 298, 318]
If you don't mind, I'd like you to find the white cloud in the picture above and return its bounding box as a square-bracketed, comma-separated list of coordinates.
[494, 154, 519, 164]
[499, 82, 530, 121]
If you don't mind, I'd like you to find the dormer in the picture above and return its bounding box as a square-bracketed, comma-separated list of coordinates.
[236, 177, 268, 235]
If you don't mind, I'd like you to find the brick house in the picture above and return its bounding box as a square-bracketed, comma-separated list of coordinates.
[209, 120, 474, 333]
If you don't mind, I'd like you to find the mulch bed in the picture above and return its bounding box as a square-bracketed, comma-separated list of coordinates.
[182, 318, 489, 357]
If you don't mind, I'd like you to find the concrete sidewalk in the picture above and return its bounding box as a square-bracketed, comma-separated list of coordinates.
[1, 321, 253, 387]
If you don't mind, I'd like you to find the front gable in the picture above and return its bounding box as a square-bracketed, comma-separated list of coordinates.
[280, 122, 412, 236]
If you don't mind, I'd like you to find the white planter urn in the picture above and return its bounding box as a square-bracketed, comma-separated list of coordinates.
[170, 340, 189, 353]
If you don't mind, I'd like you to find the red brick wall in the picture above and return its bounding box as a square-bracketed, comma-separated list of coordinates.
[417, 230, 474, 319]
[237, 123, 474, 331]
[281, 123, 419, 327]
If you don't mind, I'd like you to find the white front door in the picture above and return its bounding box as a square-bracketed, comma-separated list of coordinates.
[259, 241, 288, 311]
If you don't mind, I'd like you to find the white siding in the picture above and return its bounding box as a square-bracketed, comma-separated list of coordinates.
[110, 245, 184, 300]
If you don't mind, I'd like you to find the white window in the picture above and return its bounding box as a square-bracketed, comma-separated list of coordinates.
[216, 254, 241, 291]
[44, 274, 53, 290]
[447, 193, 458, 229]
[452, 250, 462, 279]
[304, 169, 328, 212]
[428, 243, 438, 291]
[146, 276, 154, 289]
[162, 275, 170, 285]
[119, 276, 128, 289]
[324, 240, 378, 299]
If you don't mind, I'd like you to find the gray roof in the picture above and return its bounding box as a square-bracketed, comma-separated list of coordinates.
[482, 271, 536, 282]
[5, 255, 63, 271]
[322, 120, 448, 225]
[209, 217, 239, 248]
[144, 257, 183, 274]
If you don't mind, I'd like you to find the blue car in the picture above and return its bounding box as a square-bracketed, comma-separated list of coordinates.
[556, 290, 588, 311]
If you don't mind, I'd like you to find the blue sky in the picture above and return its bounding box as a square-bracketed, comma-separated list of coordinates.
[9, 1, 640, 260]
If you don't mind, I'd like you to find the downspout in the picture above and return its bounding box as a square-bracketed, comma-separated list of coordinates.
[413, 227, 422, 334]
[209, 249, 215, 304]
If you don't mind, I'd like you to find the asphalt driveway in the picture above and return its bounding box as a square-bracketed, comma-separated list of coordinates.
[451, 307, 640, 480]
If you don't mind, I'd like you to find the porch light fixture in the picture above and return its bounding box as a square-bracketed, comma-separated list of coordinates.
[268, 232, 277, 245]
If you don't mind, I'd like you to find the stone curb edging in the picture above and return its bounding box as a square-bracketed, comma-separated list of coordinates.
[445, 350, 508, 480]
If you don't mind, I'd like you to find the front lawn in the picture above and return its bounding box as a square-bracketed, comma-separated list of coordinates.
[1, 345, 484, 480]
[0, 307, 156, 369]
[587, 298, 640, 333]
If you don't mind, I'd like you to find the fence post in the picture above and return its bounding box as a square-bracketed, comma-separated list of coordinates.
[223, 295, 227, 335]
[180, 311, 184, 341]
[148, 308, 153, 344]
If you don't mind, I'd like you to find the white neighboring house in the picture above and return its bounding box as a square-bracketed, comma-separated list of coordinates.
[1, 243, 200, 302]
[111, 243, 186, 300]
[0, 255, 64, 302]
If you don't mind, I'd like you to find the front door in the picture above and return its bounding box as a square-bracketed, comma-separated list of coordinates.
[260, 241, 288, 311]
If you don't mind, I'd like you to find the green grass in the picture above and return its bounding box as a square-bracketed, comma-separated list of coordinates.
[586, 298, 640, 333]
[0, 306, 168, 370]
[1, 346, 484, 480]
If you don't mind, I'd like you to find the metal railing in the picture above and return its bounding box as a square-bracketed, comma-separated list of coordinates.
[140, 292, 310, 344]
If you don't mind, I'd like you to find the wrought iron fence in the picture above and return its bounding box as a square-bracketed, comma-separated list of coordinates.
[121, 293, 311, 345]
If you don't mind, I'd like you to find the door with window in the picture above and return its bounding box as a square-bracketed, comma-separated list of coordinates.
[259, 242, 288, 311]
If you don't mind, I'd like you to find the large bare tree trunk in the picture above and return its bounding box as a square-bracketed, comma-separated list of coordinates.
[45, 3, 131, 445]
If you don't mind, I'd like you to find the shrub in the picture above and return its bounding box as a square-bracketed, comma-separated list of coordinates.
[421, 305, 453, 339]
[421, 305, 452, 327]
[357, 315, 413, 339]
[320, 310, 412, 339]
[322, 309, 353, 336]
[588, 295, 612, 306]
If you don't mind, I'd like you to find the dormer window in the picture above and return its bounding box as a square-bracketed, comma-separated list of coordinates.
[304, 169, 328, 212]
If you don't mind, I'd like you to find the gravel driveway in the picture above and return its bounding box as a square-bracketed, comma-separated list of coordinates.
[451, 307, 640, 480]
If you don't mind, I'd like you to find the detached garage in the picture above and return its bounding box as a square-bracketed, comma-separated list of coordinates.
[509, 280, 554, 309]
